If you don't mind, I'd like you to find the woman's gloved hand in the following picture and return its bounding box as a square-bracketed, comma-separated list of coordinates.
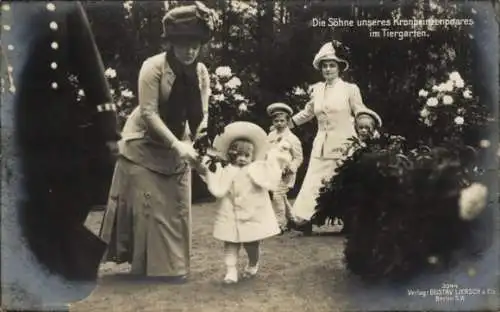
[173, 140, 198, 161]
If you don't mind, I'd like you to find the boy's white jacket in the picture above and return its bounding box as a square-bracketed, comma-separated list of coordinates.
[267, 128, 303, 187]
[198, 150, 283, 242]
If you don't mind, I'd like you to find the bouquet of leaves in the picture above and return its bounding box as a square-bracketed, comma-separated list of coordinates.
[313, 132, 488, 282]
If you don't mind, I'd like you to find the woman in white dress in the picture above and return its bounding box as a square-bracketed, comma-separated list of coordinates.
[290, 42, 381, 234]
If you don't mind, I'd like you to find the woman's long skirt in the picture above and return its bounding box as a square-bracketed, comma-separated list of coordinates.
[291, 156, 338, 221]
[99, 156, 191, 276]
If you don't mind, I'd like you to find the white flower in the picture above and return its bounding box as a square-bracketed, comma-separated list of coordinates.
[442, 81, 454, 92]
[424, 118, 433, 126]
[418, 89, 429, 97]
[214, 82, 223, 91]
[238, 103, 248, 112]
[463, 89, 473, 99]
[419, 108, 430, 118]
[121, 89, 134, 98]
[427, 256, 439, 264]
[230, 1, 258, 17]
[104, 68, 117, 79]
[426, 97, 438, 107]
[455, 79, 465, 88]
[442, 95, 454, 105]
[479, 139, 491, 148]
[110, 89, 115, 96]
[431, 85, 440, 92]
[225, 77, 242, 89]
[449, 71, 462, 82]
[459, 183, 488, 221]
[430, 0, 438, 10]
[293, 87, 306, 96]
[234, 93, 245, 101]
[215, 66, 232, 78]
[213, 94, 226, 102]
[454, 116, 465, 125]
[123, 1, 133, 11]
[78, 89, 85, 97]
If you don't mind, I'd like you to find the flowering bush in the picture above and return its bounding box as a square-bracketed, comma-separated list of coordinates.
[207, 65, 253, 141]
[75, 67, 136, 128]
[285, 85, 310, 110]
[416, 71, 487, 145]
[192, 65, 254, 170]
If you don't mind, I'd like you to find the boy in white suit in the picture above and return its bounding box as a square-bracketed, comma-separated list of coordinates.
[266, 103, 304, 233]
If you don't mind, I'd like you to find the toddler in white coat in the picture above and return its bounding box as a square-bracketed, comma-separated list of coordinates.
[195, 122, 286, 284]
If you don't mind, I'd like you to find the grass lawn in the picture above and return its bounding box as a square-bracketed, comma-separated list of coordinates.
[71, 200, 349, 312]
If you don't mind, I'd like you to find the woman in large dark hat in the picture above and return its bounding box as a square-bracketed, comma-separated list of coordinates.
[99, 2, 218, 283]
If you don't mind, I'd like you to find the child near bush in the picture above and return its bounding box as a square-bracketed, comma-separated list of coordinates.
[266, 103, 304, 233]
[333, 108, 383, 232]
[354, 108, 382, 144]
[194, 121, 287, 284]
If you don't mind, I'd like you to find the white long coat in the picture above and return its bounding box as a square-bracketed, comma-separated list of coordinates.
[292, 79, 367, 159]
[203, 154, 283, 243]
[291, 79, 370, 221]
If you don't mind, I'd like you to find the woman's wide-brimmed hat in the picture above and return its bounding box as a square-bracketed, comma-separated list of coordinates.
[213, 121, 269, 161]
[312, 42, 349, 71]
[266, 102, 294, 117]
[355, 108, 383, 128]
[162, 1, 218, 43]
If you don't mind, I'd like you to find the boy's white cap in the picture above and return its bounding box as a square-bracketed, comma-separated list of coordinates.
[213, 121, 269, 161]
[355, 108, 382, 128]
[266, 102, 294, 116]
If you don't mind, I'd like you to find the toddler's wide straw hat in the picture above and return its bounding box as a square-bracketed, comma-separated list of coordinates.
[213, 122, 269, 161]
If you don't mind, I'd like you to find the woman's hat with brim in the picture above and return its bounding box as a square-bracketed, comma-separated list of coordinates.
[162, 2, 216, 44]
[213, 122, 269, 161]
[355, 108, 383, 128]
[313, 42, 349, 71]
[266, 102, 294, 117]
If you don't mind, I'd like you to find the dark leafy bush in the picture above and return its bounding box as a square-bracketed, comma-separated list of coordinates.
[313, 133, 487, 282]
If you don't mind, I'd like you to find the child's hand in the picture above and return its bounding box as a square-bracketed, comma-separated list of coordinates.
[191, 156, 209, 175]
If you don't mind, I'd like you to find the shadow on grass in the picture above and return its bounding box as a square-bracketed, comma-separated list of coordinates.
[99, 274, 188, 285]
[289, 230, 346, 237]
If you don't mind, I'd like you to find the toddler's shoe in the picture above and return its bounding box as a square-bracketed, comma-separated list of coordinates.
[223, 268, 238, 284]
[242, 263, 259, 278]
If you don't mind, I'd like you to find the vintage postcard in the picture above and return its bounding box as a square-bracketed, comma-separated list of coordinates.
[1, 1, 498, 311]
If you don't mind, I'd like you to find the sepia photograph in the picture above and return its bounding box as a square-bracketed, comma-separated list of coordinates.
[1, 0, 499, 311]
